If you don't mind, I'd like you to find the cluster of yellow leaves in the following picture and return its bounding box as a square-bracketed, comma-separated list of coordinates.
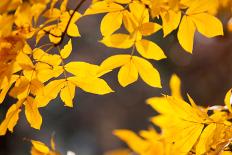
[0, 0, 228, 139]
[81, 0, 225, 89]
[111, 74, 232, 155]
[86, 0, 224, 53]
[0, 0, 114, 136]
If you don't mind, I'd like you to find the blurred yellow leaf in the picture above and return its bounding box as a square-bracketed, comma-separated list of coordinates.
[224, 89, 232, 113]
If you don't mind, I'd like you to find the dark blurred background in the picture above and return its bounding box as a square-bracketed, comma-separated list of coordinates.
[1, 1, 232, 155]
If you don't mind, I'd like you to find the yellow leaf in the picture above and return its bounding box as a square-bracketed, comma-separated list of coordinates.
[186, 0, 217, 15]
[31, 136, 60, 155]
[0, 14, 14, 37]
[43, 8, 61, 19]
[35, 62, 59, 83]
[65, 61, 101, 77]
[36, 30, 46, 45]
[30, 79, 44, 96]
[23, 69, 36, 81]
[33, 48, 61, 66]
[9, 77, 30, 100]
[129, 1, 149, 24]
[169, 74, 182, 99]
[84, 1, 123, 15]
[50, 135, 56, 150]
[68, 76, 113, 95]
[172, 123, 204, 154]
[23, 42, 32, 54]
[147, 97, 169, 114]
[161, 10, 181, 37]
[135, 39, 166, 60]
[60, 11, 70, 25]
[196, 123, 217, 155]
[191, 13, 223, 38]
[122, 10, 137, 33]
[0, 100, 22, 135]
[224, 89, 232, 113]
[16, 51, 34, 70]
[0, 76, 18, 103]
[14, 3, 32, 27]
[31, 3, 46, 24]
[101, 12, 123, 36]
[31, 140, 50, 154]
[177, 15, 196, 53]
[100, 34, 134, 49]
[60, 39, 72, 59]
[167, 96, 205, 121]
[52, 66, 64, 78]
[60, 0, 68, 12]
[60, 81, 75, 107]
[24, 97, 42, 130]
[139, 22, 162, 36]
[35, 79, 66, 107]
[99, 55, 131, 72]
[133, 56, 162, 88]
[118, 60, 138, 87]
[187, 94, 209, 120]
[114, 130, 149, 154]
[64, 11, 82, 37]
[67, 23, 81, 37]
[139, 128, 160, 141]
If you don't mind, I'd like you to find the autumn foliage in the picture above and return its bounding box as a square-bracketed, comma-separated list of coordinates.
[0, 0, 232, 154]
[111, 75, 232, 155]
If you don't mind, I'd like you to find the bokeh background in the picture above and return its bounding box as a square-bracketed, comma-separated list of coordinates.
[1, 1, 232, 155]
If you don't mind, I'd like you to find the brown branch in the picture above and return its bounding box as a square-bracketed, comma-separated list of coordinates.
[43, 30, 62, 37]
[54, 0, 86, 46]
